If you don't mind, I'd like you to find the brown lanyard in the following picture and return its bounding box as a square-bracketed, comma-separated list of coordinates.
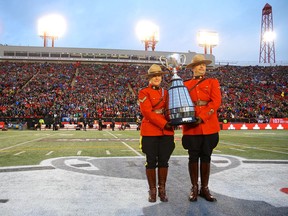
[188, 78, 206, 93]
[152, 88, 164, 108]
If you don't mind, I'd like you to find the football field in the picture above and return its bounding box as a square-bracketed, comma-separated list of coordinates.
[0, 129, 287, 167]
[1, 129, 288, 216]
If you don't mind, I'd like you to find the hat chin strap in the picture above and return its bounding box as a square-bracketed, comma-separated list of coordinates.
[149, 83, 160, 90]
[193, 76, 204, 79]
[151, 85, 160, 90]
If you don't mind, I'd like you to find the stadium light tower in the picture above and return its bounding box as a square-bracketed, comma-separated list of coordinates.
[136, 21, 159, 51]
[38, 14, 66, 47]
[197, 31, 218, 54]
[259, 3, 276, 64]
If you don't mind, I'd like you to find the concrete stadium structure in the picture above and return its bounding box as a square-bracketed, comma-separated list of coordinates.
[0, 45, 215, 67]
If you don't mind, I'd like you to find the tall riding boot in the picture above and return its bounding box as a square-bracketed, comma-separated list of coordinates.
[188, 162, 199, 202]
[146, 169, 157, 202]
[199, 162, 217, 202]
[158, 167, 168, 202]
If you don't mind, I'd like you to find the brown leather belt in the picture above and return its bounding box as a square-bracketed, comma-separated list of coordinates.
[152, 109, 164, 114]
[193, 100, 209, 106]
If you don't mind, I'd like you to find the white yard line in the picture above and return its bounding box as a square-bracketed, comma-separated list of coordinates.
[14, 151, 26, 155]
[221, 141, 288, 155]
[229, 148, 246, 152]
[77, 151, 82, 156]
[46, 151, 54, 156]
[105, 131, 118, 138]
[213, 149, 221, 152]
[105, 131, 142, 156]
[121, 141, 142, 156]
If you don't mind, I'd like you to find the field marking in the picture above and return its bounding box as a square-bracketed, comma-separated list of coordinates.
[121, 142, 142, 156]
[64, 159, 99, 170]
[221, 141, 288, 155]
[243, 132, 276, 135]
[46, 151, 54, 156]
[0, 134, 58, 152]
[77, 151, 82, 156]
[229, 148, 246, 152]
[105, 131, 142, 156]
[213, 149, 221, 152]
[105, 131, 118, 138]
[106, 150, 111, 155]
[14, 151, 26, 155]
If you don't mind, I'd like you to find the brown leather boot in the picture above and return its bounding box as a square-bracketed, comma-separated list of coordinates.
[146, 169, 157, 202]
[199, 162, 217, 202]
[188, 162, 199, 202]
[158, 167, 168, 202]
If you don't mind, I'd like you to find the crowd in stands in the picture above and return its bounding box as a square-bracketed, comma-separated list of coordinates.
[0, 61, 287, 123]
[208, 65, 287, 122]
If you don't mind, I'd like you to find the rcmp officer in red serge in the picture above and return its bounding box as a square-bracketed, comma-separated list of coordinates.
[182, 54, 221, 202]
[138, 64, 175, 202]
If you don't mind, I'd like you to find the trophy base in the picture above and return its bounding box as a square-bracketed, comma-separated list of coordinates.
[170, 116, 197, 126]
[165, 108, 196, 126]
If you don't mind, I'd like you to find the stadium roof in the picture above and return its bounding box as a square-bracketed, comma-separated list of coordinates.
[0, 45, 215, 67]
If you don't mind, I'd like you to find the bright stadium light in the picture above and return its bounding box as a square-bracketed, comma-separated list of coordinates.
[197, 31, 219, 54]
[263, 31, 276, 42]
[136, 20, 159, 51]
[38, 14, 66, 47]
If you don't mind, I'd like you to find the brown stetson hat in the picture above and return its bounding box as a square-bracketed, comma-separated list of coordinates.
[145, 64, 169, 77]
[186, 54, 212, 69]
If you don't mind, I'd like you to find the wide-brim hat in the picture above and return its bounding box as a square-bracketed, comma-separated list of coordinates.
[145, 64, 169, 77]
[186, 54, 212, 69]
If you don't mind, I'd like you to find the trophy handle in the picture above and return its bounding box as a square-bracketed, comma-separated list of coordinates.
[180, 54, 186, 66]
[159, 56, 168, 69]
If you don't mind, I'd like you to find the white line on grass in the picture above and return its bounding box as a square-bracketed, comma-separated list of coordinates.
[221, 141, 288, 155]
[213, 149, 221, 152]
[46, 151, 54, 156]
[106, 150, 111, 155]
[77, 151, 82, 156]
[229, 148, 245, 152]
[121, 141, 142, 156]
[105, 131, 142, 156]
[105, 131, 118, 138]
[14, 151, 26, 155]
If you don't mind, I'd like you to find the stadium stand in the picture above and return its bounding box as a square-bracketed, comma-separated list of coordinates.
[0, 45, 287, 130]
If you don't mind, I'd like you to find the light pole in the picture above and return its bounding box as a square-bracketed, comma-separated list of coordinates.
[143, 34, 158, 51]
[197, 31, 218, 54]
[38, 14, 66, 47]
[136, 21, 159, 51]
[259, 3, 276, 64]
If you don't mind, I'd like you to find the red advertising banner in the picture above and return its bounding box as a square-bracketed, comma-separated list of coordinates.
[269, 118, 288, 124]
[222, 123, 288, 130]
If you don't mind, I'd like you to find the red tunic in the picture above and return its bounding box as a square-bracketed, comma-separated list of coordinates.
[138, 84, 174, 136]
[182, 78, 221, 135]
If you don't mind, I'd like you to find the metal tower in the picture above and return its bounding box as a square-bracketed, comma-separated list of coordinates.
[259, 3, 276, 63]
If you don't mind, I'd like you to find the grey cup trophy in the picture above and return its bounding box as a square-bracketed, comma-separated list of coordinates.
[160, 54, 196, 125]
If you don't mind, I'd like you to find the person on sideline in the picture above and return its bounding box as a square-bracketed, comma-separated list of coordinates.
[182, 54, 221, 202]
[138, 64, 175, 202]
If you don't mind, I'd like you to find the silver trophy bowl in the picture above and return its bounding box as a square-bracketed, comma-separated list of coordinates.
[160, 54, 196, 125]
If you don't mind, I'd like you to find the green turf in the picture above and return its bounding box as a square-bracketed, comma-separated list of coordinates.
[0, 129, 287, 167]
